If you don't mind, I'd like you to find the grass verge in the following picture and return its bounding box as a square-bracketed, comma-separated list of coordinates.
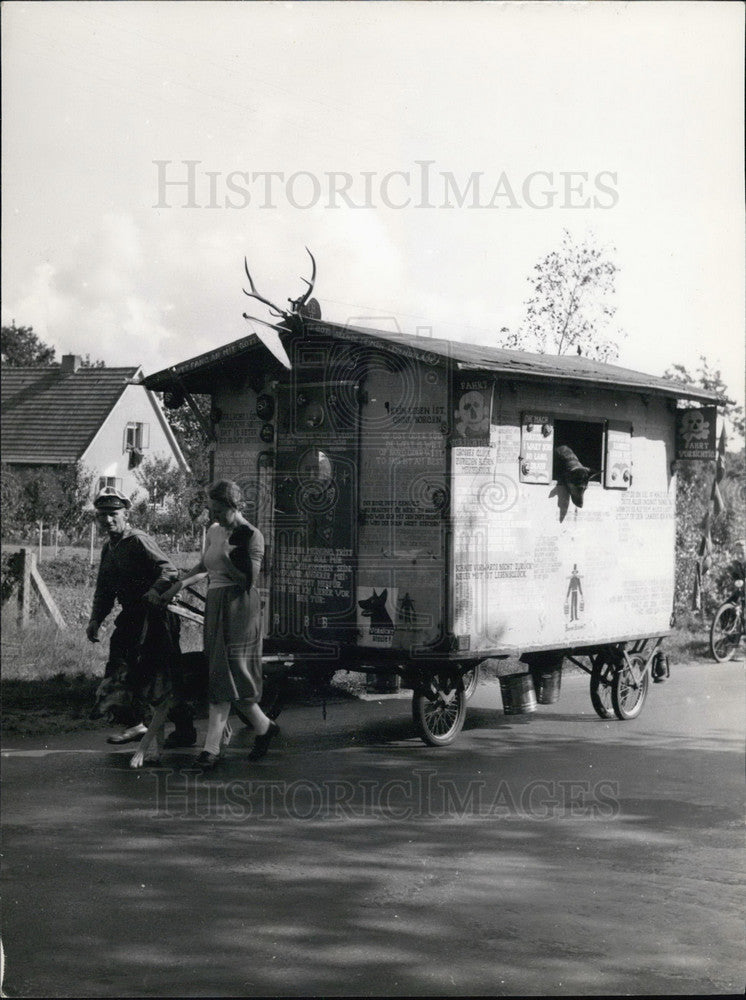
[2, 674, 110, 737]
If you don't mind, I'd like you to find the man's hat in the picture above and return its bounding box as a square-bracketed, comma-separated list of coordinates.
[93, 487, 131, 511]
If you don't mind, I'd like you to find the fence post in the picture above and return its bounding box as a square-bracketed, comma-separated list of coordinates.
[89, 521, 96, 566]
[18, 548, 33, 627]
[38, 520, 44, 563]
[54, 521, 60, 558]
[30, 558, 68, 630]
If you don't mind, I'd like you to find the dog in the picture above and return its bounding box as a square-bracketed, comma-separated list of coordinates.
[92, 651, 209, 769]
[124, 651, 279, 769]
[554, 445, 592, 508]
[130, 650, 210, 768]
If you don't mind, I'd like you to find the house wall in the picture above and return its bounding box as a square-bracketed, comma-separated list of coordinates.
[83, 385, 186, 499]
[451, 379, 677, 654]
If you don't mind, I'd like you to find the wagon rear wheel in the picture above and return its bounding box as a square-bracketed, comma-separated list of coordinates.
[611, 653, 649, 720]
[710, 601, 742, 662]
[590, 661, 615, 719]
[412, 669, 466, 746]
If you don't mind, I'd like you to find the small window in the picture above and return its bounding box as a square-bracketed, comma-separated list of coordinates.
[124, 422, 150, 452]
[98, 476, 123, 491]
[552, 419, 604, 480]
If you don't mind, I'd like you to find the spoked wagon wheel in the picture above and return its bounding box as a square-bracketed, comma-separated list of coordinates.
[590, 658, 615, 720]
[461, 663, 481, 701]
[611, 652, 650, 720]
[710, 601, 742, 662]
[412, 668, 467, 746]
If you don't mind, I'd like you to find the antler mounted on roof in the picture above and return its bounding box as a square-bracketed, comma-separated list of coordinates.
[242, 248, 319, 330]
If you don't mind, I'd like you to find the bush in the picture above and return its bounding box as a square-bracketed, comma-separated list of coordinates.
[674, 450, 745, 619]
[38, 554, 97, 588]
[1, 550, 24, 604]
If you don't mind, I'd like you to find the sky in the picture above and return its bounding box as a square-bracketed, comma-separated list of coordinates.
[2, 1, 744, 415]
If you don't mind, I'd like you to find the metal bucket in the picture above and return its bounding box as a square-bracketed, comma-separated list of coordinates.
[499, 673, 537, 715]
[529, 663, 563, 704]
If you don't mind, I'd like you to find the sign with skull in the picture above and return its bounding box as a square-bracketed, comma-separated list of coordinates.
[676, 406, 716, 460]
[452, 377, 492, 447]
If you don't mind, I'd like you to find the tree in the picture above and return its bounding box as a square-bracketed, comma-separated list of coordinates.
[133, 455, 186, 510]
[0, 465, 23, 537]
[1, 322, 56, 367]
[503, 230, 624, 362]
[663, 357, 744, 439]
[80, 354, 106, 369]
[159, 394, 211, 484]
[5, 462, 96, 536]
[131, 455, 207, 536]
[663, 360, 745, 619]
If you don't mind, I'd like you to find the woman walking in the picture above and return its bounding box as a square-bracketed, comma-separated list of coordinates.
[162, 480, 279, 767]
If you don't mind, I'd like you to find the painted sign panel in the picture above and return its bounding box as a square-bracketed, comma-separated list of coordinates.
[354, 358, 448, 652]
[271, 381, 358, 651]
[519, 413, 554, 483]
[604, 421, 632, 488]
[676, 406, 717, 460]
[356, 586, 398, 647]
[452, 376, 492, 447]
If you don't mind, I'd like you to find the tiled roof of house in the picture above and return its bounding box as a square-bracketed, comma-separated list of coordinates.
[1, 366, 140, 464]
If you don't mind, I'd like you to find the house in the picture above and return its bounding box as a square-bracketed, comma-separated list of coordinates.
[1, 354, 188, 500]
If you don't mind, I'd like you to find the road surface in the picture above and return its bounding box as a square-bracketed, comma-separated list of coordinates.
[1, 659, 743, 996]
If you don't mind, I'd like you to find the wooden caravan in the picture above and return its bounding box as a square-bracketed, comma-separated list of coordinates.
[143, 316, 721, 745]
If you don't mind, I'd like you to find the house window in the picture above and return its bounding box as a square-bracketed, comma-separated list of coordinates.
[98, 476, 123, 492]
[124, 422, 149, 452]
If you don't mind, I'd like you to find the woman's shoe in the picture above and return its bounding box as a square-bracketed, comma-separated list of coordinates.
[191, 750, 220, 770]
[248, 721, 280, 761]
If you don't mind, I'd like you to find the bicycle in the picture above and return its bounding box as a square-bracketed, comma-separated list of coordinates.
[709, 579, 745, 662]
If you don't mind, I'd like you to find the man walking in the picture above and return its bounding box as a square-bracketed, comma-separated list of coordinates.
[87, 487, 197, 748]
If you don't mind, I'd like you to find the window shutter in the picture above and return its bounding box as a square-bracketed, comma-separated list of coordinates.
[519, 414, 554, 483]
[604, 421, 632, 489]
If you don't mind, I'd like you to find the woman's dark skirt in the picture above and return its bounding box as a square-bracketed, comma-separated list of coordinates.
[203, 585, 263, 704]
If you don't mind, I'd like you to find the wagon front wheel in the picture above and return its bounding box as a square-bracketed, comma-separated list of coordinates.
[611, 653, 649, 720]
[412, 669, 466, 746]
[710, 601, 742, 662]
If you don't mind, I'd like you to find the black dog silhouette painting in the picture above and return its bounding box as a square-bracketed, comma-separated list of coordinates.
[227, 524, 254, 591]
[358, 588, 394, 628]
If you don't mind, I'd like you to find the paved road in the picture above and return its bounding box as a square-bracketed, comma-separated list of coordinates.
[2, 659, 743, 997]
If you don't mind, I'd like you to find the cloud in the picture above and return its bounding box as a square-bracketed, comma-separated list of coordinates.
[3, 212, 176, 370]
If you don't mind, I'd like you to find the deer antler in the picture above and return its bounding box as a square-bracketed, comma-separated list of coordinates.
[243, 258, 287, 318]
[288, 247, 317, 313]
